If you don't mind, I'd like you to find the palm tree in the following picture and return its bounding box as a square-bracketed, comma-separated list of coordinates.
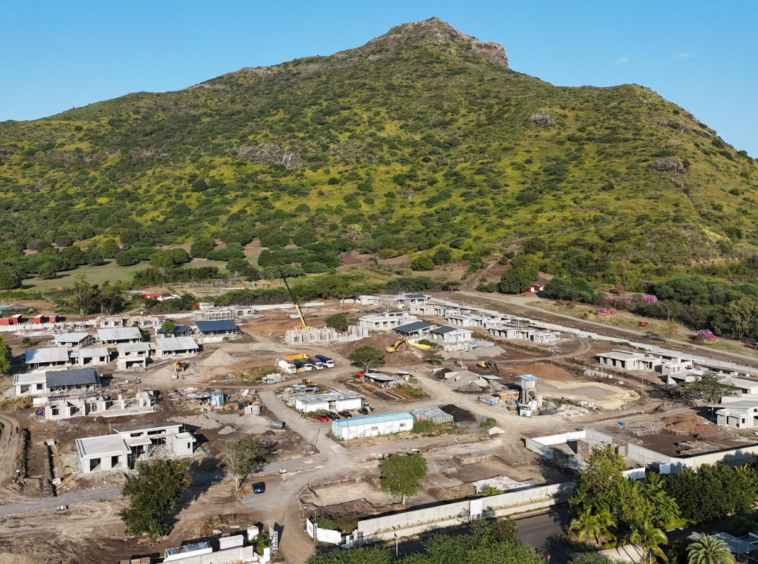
[630, 521, 668, 564]
[687, 535, 735, 564]
[594, 508, 615, 545]
[569, 508, 600, 545]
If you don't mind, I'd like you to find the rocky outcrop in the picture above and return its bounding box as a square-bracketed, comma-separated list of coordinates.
[529, 112, 553, 127]
[654, 157, 687, 174]
[238, 144, 302, 169]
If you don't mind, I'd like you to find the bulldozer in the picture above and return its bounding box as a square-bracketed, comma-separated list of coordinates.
[173, 361, 186, 380]
[386, 338, 409, 353]
[477, 360, 499, 374]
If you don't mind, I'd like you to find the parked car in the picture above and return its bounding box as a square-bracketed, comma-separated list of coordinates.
[365, 403, 375, 412]
[745, 341, 758, 350]
[326, 412, 340, 421]
[339, 411, 352, 419]
[358, 407, 369, 415]
[316, 415, 329, 422]
[253, 482, 266, 494]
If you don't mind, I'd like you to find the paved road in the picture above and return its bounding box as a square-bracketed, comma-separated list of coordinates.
[516, 508, 573, 563]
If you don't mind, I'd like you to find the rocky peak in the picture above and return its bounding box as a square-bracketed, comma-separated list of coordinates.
[362, 18, 509, 69]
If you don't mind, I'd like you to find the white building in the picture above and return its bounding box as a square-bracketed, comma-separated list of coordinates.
[712, 399, 758, 429]
[54, 333, 96, 349]
[429, 326, 473, 344]
[14, 368, 101, 397]
[154, 337, 200, 358]
[117, 342, 152, 370]
[331, 411, 414, 440]
[24, 347, 72, 370]
[359, 312, 418, 332]
[393, 321, 434, 339]
[97, 327, 143, 345]
[293, 390, 364, 413]
[75, 347, 110, 366]
[77, 421, 196, 474]
[596, 350, 663, 371]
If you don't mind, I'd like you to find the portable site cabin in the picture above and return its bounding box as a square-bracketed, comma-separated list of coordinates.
[332, 412, 414, 440]
[293, 390, 364, 413]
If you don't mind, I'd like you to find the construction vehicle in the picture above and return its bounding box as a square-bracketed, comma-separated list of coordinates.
[284, 353, 308, 362]
[386, 338, 409, 353]
[272, 252, 307, 329]
[302, 378, 312, 385]
[172, 361, 185, 380]
[454, 360, 466, 368]
[477, 360, 499, 374]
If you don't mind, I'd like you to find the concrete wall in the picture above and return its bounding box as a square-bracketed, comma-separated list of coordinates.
[164, 545, 255, 564]
[353, 482, 573, 542]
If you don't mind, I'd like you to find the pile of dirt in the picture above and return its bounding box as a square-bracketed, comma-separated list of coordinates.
[456, 380, 488, 394]
[440, 404, 476, 422]
[172, 414, 222, 430]
[201, 349, 238, 368]
[218, 425, 236, 435]
[662, 414, 717, 435]
[555, 404, 591, 418]
[248, 343, 294, 353]
[452, 345, 505, 360]
[507, 362, 575, 383]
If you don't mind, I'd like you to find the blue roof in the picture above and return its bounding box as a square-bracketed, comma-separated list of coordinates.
[195, 320, 239, 332]
[333, 411, 413, 428]
[157, 324, 190, 335]
[520, 374, 540, 381]
[478, 374, 502, 380]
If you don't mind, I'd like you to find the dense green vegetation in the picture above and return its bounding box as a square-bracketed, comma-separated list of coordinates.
[1, 18, 757, 291]
[306, 520, 544, 563]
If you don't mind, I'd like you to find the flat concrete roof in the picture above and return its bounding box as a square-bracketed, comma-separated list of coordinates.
[155, 337, 199, 352]
[114, 421, 182, 433]
[117, 342, 151, 353]
[97, 327, 142, 341]
[13, 372, 46, 386]
[25, 348, 70, 365]
[334, 411, 413, 428]
[78, 347, 109, 358]
[76, 435, 131, 459]
[54, 333, 91, 344]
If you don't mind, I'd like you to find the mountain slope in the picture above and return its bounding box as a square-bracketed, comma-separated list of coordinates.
[1, 17, 757, 286]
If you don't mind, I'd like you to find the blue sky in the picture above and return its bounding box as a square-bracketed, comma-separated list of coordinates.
[2, 1, 756, 155]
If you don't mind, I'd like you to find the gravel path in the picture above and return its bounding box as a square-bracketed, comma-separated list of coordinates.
[0, 486, 122, 517]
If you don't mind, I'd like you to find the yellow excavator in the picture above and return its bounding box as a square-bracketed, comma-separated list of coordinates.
[386, 338, 409, 353]
[477, 360, 499, 374]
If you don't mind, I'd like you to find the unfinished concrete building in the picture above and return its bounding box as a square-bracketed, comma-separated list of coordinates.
[117, 342, 152, 369]
[45, 390, 154, 421]
[14, 368, 101, 398]
[54, 332, 96, 348]
[74, 347, 110, 366]
[76, 421, 197, 474]
[284, 325, 368, 345]
[97, 327, 143, 345]
[154, 336, 200, 358]
[596, 350, 663, 371]
[24, 347, 72, 370]
[359, 312, 418, 332]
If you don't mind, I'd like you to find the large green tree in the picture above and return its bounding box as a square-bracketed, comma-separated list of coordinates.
[680, 373, 738, 403]
[223, 437, 269, 490]
[0, 337, 11, 374]
[629, 521, 667, 564]
[349, 346, 385, 372]
[120, 459, 190, 537]
[379, 453, 427, 505]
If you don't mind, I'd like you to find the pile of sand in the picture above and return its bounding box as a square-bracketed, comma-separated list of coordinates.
[201, 349, 237, 368]
[452, 346, 505, 360]
[555, 404, 591, 418]
[218, 426, 236, 435]
[662, 414, 717, 435]
[508, 362, 574, 382]
[173, 414, 222, 430]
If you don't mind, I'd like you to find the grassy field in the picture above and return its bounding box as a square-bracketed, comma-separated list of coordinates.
[23, 258, 230, 291]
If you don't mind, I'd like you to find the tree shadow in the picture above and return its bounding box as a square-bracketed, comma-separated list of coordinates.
[167, 456, 225, 527]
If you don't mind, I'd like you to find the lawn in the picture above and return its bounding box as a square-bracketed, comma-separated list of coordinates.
[24, 261, 153, 291]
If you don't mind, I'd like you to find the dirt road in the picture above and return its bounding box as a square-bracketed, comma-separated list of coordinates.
[0, 414, 23, 504]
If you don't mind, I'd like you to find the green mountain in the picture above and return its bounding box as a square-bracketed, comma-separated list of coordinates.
[1, 17, 757, 287]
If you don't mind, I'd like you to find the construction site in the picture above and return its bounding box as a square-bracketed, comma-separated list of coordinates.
[2, 285, 758, 563]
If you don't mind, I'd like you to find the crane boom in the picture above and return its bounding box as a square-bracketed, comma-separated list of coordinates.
[272, 252, 307, 329]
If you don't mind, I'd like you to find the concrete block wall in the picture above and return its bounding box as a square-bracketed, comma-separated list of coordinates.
[355, 482, 572, 539]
